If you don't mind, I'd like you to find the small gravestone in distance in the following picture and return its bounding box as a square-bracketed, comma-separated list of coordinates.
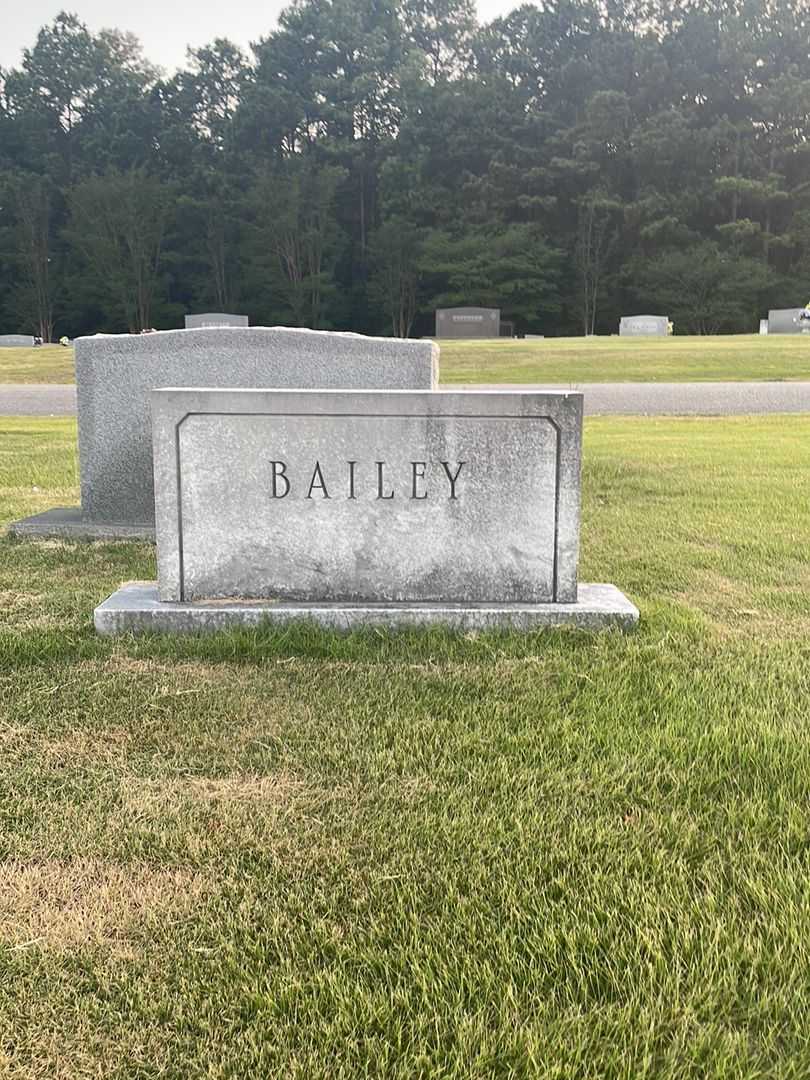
[619, 315, 668, 337]
[435, 308, 500, 339]
[94, 386, 639, 633]
[768, 309, 810, 334]
[7, 327, 438, 540]
[0, 335, 35, 347]
[185, 313, 248, 329]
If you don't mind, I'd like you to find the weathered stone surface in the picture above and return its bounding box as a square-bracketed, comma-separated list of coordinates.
[184, 313, 248, 329]
[75, 328, 439, 525]
[94, 581, 639, 635]
[619, 315, 669, 337]
[768, 308, 810, 334]
[435, 308, 501, 339]
[151, 388, 582, 604]
[0, 334, 35, 347]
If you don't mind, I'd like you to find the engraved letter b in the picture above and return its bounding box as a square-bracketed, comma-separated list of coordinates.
[270, 461, 290, 498]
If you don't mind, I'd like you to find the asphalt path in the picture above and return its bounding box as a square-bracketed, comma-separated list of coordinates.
[0, 384, 76, 416]
[3, 381, 810, 416]
[448, 381, 810, 415]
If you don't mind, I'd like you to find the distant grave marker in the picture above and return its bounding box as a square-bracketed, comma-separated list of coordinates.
[619, 315, 668, 337]
[768, 309, 810, 335]
[435, 308, 501, 340]
[185, 313, 248, 329]
[0, 335, 35, 347]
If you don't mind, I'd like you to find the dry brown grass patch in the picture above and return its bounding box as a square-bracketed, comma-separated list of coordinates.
[24, 538, 75, 551]
[121, 771, 306, 812]
[678, 568, 810, 641]
[0, 858, 206, 954]
[0, 591, 41, 620]
[79, 655, 263, 683]
[43, 727, 134, 768]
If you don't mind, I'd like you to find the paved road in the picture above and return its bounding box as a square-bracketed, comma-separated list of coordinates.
[3, 381, 810, 416]
[0, 384, 76, 416]
[448, 381, 810, 415]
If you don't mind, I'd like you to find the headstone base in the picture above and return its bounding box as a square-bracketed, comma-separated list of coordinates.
[94, 582, 639, 635]
[7, 507, 155, 541]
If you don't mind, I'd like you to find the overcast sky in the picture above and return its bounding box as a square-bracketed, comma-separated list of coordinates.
[1, 0, 514, 73]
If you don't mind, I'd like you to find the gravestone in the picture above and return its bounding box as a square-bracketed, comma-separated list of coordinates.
[0, 335, 35, 347]
[525, 335, 545, 340]
[435, 308, 500, 339]
[759, 319, 769, 335]
[94, 387, 639, 633]
[619, 315, 668, 337]
[8, 327, 438, 539]
[185, 313, 248, 329]
[768, 308, 810, 334]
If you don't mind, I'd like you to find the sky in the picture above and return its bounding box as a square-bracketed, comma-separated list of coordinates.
[0, 0, 515, 73]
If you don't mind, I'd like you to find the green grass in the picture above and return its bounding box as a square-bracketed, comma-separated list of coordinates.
[438, 333, 810, 383]
[3, 334, 810, 387]
[2, 415, 810, 1077]
[0, 345, 75, 384]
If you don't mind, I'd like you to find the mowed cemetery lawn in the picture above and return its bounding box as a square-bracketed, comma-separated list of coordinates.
[0, 345, 74, 384]
[439, 333, 810, 383]
[2, 413, 810, 1077]
[4, 335, 810, 387]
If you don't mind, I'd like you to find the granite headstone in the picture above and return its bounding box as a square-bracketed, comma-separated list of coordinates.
[93, 387, 639, 632]
[184, 313, 249, 329]
[768, 309, 810, 334]
[435, 308, 501, 340]
[9, 327, 438, 537]
[150, 388, 582, 604]
[0, 335, 35, 347]
[619, 315, 668, 337]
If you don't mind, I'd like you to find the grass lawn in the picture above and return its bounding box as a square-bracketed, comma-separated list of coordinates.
[3, 335, 810, 388]
[439, 333, 810, 383]
[2, 414, 810, 1077]
[0, 345, 75, 385]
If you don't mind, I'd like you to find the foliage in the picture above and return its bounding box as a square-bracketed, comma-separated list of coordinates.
[628, 243, 775, 334]
[65, 168, 170, 331]
[3, 0, 810, 338]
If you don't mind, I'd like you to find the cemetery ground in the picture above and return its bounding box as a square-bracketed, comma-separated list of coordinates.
[441, 334, 810, 383]
[1, 414, 809, 1077]
[0, 346, 74, 385]
[3, 334, 810, 387]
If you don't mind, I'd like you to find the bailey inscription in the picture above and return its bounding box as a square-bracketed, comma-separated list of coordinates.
[267, 459, 466, 500]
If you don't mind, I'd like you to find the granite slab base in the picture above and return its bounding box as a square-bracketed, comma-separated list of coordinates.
[94, 582, 639, 635]
[7, 507, 155, 541]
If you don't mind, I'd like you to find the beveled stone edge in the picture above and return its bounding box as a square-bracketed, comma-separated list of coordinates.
[94, 582, 639, 635]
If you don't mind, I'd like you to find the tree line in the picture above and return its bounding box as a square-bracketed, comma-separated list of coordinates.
[1, 0, 810, 340]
